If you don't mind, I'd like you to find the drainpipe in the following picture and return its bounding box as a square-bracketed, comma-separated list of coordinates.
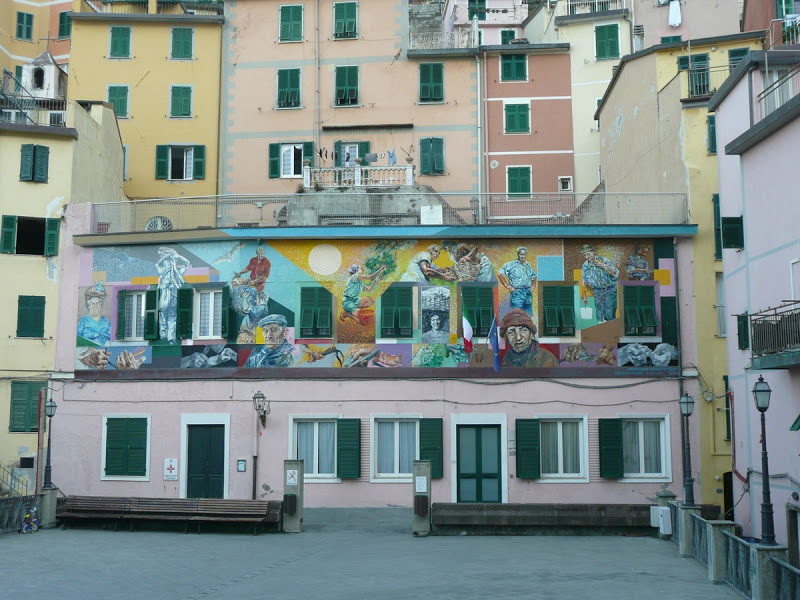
[673, 236, 689, 497]
[315, 0, 321, 154]
[252, 393, 259, 500]
[623, 14, 633, 55]
[216, 19, 224, 196]
[476, 26, 484, 223]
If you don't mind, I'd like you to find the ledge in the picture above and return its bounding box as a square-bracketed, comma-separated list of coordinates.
[751, 350, 800, 371]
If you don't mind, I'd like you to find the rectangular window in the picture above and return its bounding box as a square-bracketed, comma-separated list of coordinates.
[707, 114, 717, 154]
[622, 419, 665, 477]
[103, 416, 149, 478]
[280, 5, 303, 41]
[299, 287, 333, 338]
[540, 419, 584, 478]
[777, 0, 793, 19]
[118, 290, 145, 340]
[507, 166, 531, 197]
[333, 2, 357, 39]
[461, 286, 494, 337]
[2, 215, 60, 256]
[501, 30, 516, 44]
[375, 419, 418, 477]
[721, 216, 744, 249]
[171, 27, 193, 59]
[541, 286, 576, 337]
[504, 103, 530, 133]
[277, 68, 301, 108]
[419, 137, 444, 175]
[15, 66, 22, 92]
[107, 85, 129, 119]
[715, 273, 727, 337]
[155, 145, 205, 181]
[595, 24, 620, 60]
[17, 295, 46, 338]
[419, 63, 444, 103]
[292, 418, 362, 479]
[9, 381, 44, 433]
[109, 26, 131, 59]
[737, 313, 750, 350]
[712, 194, 722, 259]
[16, 12, 33, 41]
[196, 289, 223, 338]
[728, 48, 750, 67]
[335, 66, 359, 106]
[58, 12, 71, 39]
[623, 285, 658, 336]
[19, 144, 49, 183]
[501, 54, 527, 81]
[170, 86, 192, 118]
[678, 54, 710, 96]
[380, 285, 414, 338]
[660, 35, 681, 44]
[468, 0, 487, 20]
[268, 142, 314, 177]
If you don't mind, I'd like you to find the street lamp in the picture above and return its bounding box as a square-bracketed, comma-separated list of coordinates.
[42, 394, 57, 490]
[752, 375, 777, 545]
[252, 390, 269, 427]
[679, 392, 695, 506]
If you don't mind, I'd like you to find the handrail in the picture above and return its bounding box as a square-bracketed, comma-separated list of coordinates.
[0, 462, 29, 497]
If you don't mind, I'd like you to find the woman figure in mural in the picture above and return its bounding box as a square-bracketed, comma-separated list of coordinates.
[156, 247, 191, 344]
[244, 314, 295, 368]
[340, 263, 387, 325]
[444, 243, 494, 282]
[401, 244, 454, 283]
[422, 313, 449, 344]
[77, 281, 111, 345]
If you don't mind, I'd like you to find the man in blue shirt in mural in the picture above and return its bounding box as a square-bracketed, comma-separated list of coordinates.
[580, 244, 620, 322]
[498, 246, 536, 314]
[245, 314, 295, 368]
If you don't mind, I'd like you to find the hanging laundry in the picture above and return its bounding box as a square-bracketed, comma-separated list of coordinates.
[668, 0, 682, 27]
[387, 149, 397, 166]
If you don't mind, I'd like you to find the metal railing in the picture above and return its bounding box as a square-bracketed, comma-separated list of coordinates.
[78, 0, 223, 15]
[409, 30, 476, 50]
[0, 463, 29, 497]
[774, 556, 800, 599]
[681, 65, 736, 99]
[723, 530, 752, 596]
[558, 0, 626, 17]
[750, 301, 800, 356]
[690, 513, 709, 564]
[304, 164, 415, 188]
[0, 494, 36, 533]
[452, 1, 529, 25]
[756, 63, 800, 122]
[1, 69, 67, 128]
[767, 18, 800, 49]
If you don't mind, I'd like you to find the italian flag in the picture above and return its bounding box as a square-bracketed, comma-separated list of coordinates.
[462, 302, 474, 354]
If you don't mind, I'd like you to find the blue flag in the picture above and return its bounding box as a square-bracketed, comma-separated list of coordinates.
[489, 317, 501, 372]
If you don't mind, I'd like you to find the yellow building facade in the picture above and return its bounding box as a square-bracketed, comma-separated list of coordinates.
[1, 0, 72, 75]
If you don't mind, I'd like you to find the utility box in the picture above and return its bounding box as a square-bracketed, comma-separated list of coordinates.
[283, 459, 304, 533]
[412, 460, 432, 536]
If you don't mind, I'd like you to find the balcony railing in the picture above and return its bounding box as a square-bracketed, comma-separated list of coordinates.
[0, 70, 67, 128]
[88, 191, 688, 235]
[304, 164, 414, 188]
[681, 65, 736, 99]
[452, 1, 529, 26]
[409, 30, 476, 51]
[557, 0, 626, 17]
[750, 301, 800, 356]
[77, 0, 224, 15]
[755, 63, 800, 122]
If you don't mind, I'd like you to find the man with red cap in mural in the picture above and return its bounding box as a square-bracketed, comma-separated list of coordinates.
[499, 309, 557, 368]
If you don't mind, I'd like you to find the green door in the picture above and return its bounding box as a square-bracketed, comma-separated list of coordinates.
[457, 425, 501, 502]
[187, 424, 225, 498]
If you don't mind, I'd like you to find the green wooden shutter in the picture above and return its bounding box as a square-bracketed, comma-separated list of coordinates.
[143, 288, 160, 340]
[105, 418, 127, 475]
[172, 28, 192, 59]
[108, 86, 128, 118]
[317, 290, 332, 336]
[660, 296, 678, 346]
[9, 382, 32, 432]
[420, 138, 432, 175]
[598, 419, 624, 478]
[707, 115, 717, 153]
[193, 145, 206, 179]
[508, 167, 530, 197]
[737, 313, 750, 350]
[357, 141, 370, 165]
[721, 217, 744, 249]
[221, 285, 231, 340]
[334, 140, 343, 167]
[419, 64, 432, 102]
[381, 288, 398, 337]
[303, 141, 314, 167]
[1, 215, 17, 254]
[44, 218, 60, 257]
[176, 287, 194, 339]
[155, 145, 169, 179]
[20, 144, 34, 181]
[431, 63, 443, 101]
[476, 287, 493, 335]
[501, 30, 515, 44]
[268, 143, 281, 178]
[336, 418, 361, 479]
[419, 418, 443, 478]
[116, 289, 127, 340]
[712, 194, 722, 259]
[126, 418, 148, 476]
[300, 288, 316, 336]
[106, 418, 147, 476]
[623, 286, 642, 335]
[17, 295, 45, 338]
[33, 146, 49, 182]
[280, 5, 302, 41]
[171, 86, 191, 117]
[110, 27, 130, 58]
[431, 138, 444, 174]
[516, 419, 541, 479]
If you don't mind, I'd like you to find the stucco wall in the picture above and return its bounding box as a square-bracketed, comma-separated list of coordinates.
[69, 102, 126, 205]
[633, 0, 741, 50]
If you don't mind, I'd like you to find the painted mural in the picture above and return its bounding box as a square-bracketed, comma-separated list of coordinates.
[74, 238, 678, 376]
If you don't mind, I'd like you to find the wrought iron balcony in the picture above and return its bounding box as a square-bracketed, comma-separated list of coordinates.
[680, 65, 737, 100]
[750, 302, 800, 358]
[75, 0, 223, 16]
[557, 0, 627, 18]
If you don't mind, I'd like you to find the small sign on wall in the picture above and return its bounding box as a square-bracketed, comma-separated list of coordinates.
[164, 458, 178, 480]
[286, 469, 298, 486]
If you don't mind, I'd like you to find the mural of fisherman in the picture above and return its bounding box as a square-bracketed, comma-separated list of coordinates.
[580, 244, 619, 323]
[245, 314, 295, 368]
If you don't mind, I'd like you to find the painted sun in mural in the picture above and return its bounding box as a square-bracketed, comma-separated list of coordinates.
[308, 244, 343, 276]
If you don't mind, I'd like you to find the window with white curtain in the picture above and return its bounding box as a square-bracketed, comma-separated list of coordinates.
[196, 289, 223, 338]
[540, 419, 584, 478]
[622, 419, 665, 477]
[123, 291, 145, 339]
[294, 419, 336, 476]
[375, 419, 417, 477]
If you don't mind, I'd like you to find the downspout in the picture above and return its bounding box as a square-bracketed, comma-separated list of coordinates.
[315, 0, 321, 154]
[673, 236, 689, 499]
[476, 20, 485, 223]
[216, 19, 224, 196]
[623, 14, 633, 55]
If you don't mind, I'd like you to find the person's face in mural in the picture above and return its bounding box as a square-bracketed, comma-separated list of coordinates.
[517, 248, 528, 264]
[504, 325, 533, 354]
[582, 248, 597, 263]
[429, 246, 440, 260]
[256, 247, 265, 261]
[430, 315, 441, 331]
[263, 323, 286, 349]
[87, 297, 103, 320]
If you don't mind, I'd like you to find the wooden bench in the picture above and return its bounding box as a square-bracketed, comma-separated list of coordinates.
[192, 499, 282, 534]
[127, 497, 200, 532]
[58, 495, 132, 531]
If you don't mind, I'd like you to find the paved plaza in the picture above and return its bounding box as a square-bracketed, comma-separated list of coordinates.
[4, 512, 744, 600]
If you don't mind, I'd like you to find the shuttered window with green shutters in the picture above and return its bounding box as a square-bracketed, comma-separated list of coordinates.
[268, 142, 314, 177]
[721, 216, 744, 249]
[507, 166, 531, 197]
[58, 12, 71, 39]
[516, 419, 541, 478]
[20, 144, 49, 183]
[380, 285, 414, 338]
[419, 137, 444, 175]
[277, 69, 301, 108]
[9, 381, 45, 433]
[155, 145, 205, 180]
[505, 103, 530, 133]
[176, 287, 194, 339]
[280, 5, 303, 41]
[171, 27, 193, 59]
[707, 114, 717, 153]
[335, 65, 358, 106]
[16, 12, 33, 41]
[712, 194, 722, 259]
[17, 295, 45, 338]
[107, 86, 129, 118]
[623, 285, 658, 336]
[143, 288, 160, 340]
[336, 418, 361, 479]
[419, 418, 443, 478]
[737, 313, 750, 350]
[109, 26, 131, 58]
[170, 86, 192, 118]
[598, 418, 623, 478]
[419, 63, 444, 103]
[595, 24, 620, 60]
[501, 29, 516, 44]
[1, 216, 59, 256]
[333, 2, 357, 39]
[541, 285, 576, 336]
[500, 54, 527, 81]
[461, 286, 494, 336]
[104, 417, 148, 477]
[299, 287, 333, 338]
[468, 0, 487, 20]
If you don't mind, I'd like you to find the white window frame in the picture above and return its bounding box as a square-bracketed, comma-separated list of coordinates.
[535, 415, 589, 483]
[618, 414, 671, 482]
[100, 413, 151, 482]
[288, 415, 341, 482]
[169, 26, 194, 61]
[168, 145, 194, 181]
[370, 414, 422, 482]
[280, 143, 305, 177]
[169, 84, 193, 119]
[332, 1, 358, 40]
[278, 4, 304, 42]
[106, 84, 130, 119]
[179, 413, 230, 498]
[122, 290, 146, 340]
[593, 22, 620, 61]
[502, 100, 531, 134]
[108, 25, 132, 60]
[194, 288, 224, 339]
[558, 176, 573, 192]
[715, 272, 727, 337]
[505, 164, 532, 197]
[48, 111, 66, 126]
[450, 413, 508, 503]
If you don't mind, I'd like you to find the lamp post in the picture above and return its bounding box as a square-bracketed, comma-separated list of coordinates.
[679, 392, 695, 506]
[42, 395, 57, 490]
[252, 390, 269, 427]
[752, 375, 777, 545]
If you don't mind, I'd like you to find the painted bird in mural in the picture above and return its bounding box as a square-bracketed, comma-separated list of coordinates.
[212, 242, 247, 265]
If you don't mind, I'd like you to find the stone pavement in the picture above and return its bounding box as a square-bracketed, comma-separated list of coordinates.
[5, 515, 744, 600]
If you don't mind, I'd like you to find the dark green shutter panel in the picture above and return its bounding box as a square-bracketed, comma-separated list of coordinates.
[116, 289, 127, 340]
[721, 217, 744, 249]
[358, 141, 370, 165]
[20, 144, 34, 181]
[420, 138, 431, 175]
[9, 383, 31, 432]
[419, 418, 443, 478]
[105, 418, 128, 476]
[221, 285, 231, 340]
[17, 296, 45, 338]
[126, 418, 148, 476]
[44, 218, 60, 256]
[542, 287, 559, 336]
[737, 313, 750, 350]
[432, 64, 443, 100]
[336, 418, 361, 479]
[608, 26, 619, 58]
[171, 29, 185, 58]
[144, 288, 160, 340]
[707, 115, 717, 153]
[33, 146, 49, 182]
[397, 287, 413, 337]
[660, 296, 678, 346]
[516, 419, 541, 479]
[334, 140, 343, 167]
[193, 145, 206, 179]
[432, 138, 444, 174]
[381, 289, 397, 337]
[176, 287, 193, 339]
[419, 64, 431, 101]
[712, 194, 722, 259]
[268, 143, 281, 178]
[1, 215, 17, 253]
[598, 419, 624, 478]
[302, 141, 314, 167]
[155, 145, 169, 179]
[623, 286, 641, 335]
[317, 292, 332, 336]
[678, 56, 690, 70]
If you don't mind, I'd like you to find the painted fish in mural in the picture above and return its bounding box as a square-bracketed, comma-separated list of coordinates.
[212, 242, 247, 265]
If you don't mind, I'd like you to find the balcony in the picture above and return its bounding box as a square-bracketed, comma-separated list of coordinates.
[304, 164, 414, 188]
[1, 70, 67, 128]
[556, 0, 626, 18]
[76, 0, 224, 16]
[755, 63, 800, 123]
[750, 302, 800, 370]
[680, 65, 736, 100]
[451, 1, 530, 26]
